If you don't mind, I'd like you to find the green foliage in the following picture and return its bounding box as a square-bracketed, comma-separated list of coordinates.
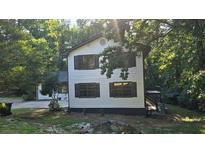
[186, 70, 205, 100]
[0, 19, 105, 98]
[100, 46, 123, 78]
[41, 73, 58, 97]
[145, 20, 205, 111]
[0, 19, 61, 98]
[22, 92, 35, 101]
[100, 19, 205, 111]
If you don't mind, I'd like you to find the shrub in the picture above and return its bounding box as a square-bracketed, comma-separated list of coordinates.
[22, 93, 35, 101]
[188, 70, 205, 101]
[48, 99, 61, 111]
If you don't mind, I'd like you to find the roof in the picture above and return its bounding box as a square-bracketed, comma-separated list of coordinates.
[65, 33, 151, 57]
[66, 33, 103, 55]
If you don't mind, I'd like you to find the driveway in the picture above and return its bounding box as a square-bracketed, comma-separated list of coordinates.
[0, 97, 68, 109]
[12, 100, 68, 109]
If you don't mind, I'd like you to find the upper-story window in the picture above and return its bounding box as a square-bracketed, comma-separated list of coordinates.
[74, 54, 99, 70]
[115, 53, 136, 68]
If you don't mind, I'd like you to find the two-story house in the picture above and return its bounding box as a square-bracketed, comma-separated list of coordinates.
[67, 34, 146, 115]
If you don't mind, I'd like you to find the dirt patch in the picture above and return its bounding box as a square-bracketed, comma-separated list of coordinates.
[65, 120, 138, 134]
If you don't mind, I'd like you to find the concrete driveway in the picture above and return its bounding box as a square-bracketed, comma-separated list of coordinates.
[12, 100, 68, 109]
[0, 97, 68, 109]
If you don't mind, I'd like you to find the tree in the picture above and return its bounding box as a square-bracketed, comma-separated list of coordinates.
[40, 73, 58, 97]
[0, 19, 63, 99]
[0, 19, 105, 99]
[100, 19, 205, 110]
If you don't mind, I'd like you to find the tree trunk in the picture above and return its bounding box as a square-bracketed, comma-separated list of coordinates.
[197, 40, 205, 70]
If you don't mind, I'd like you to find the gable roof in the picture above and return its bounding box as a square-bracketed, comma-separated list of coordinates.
[65, 33, 102, 56]
[65, 33, 151, 57]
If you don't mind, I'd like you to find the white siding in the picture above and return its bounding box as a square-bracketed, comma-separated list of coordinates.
[67, 37, 145, 108]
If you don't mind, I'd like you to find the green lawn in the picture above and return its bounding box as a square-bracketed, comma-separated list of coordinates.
[0, 104, 205, 134]
[145, 104, 205, 133]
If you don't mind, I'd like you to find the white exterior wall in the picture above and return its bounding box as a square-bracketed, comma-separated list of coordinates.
[67, 37, 145, 108]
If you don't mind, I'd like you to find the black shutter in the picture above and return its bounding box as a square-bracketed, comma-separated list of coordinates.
[75, 84, 80, 97]
[132, 82, 137, 97]
[74, 56, 79, 69]
[96, 83, 100, 97]
[109, 83, 113, 97]
[74, 56, 83, 69]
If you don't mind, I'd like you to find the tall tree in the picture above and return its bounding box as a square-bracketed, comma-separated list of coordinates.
[0, 19, 63, 99]
[100, 19, 205, 107]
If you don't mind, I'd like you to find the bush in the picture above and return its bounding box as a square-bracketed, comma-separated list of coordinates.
[188, 70, 205, 101]
[198, 100, 205, 112]
[22, 93, 35, 101]
[164, 70, 205, 112]
[48, 99, 61, 111]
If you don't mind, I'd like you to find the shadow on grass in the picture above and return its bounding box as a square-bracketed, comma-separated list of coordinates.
[148, 104, 205, 134]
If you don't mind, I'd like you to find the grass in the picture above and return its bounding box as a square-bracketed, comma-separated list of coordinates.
[166, 104, 202, 117]
[0, 104, 205, 134]
[144, 104, 205, 133]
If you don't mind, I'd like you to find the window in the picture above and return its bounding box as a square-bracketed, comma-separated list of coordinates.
[75, 83, 100, 98]
[110, 82, 137, 97]
[115, 52, 136, 68]
[74, 55, 99, 70]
